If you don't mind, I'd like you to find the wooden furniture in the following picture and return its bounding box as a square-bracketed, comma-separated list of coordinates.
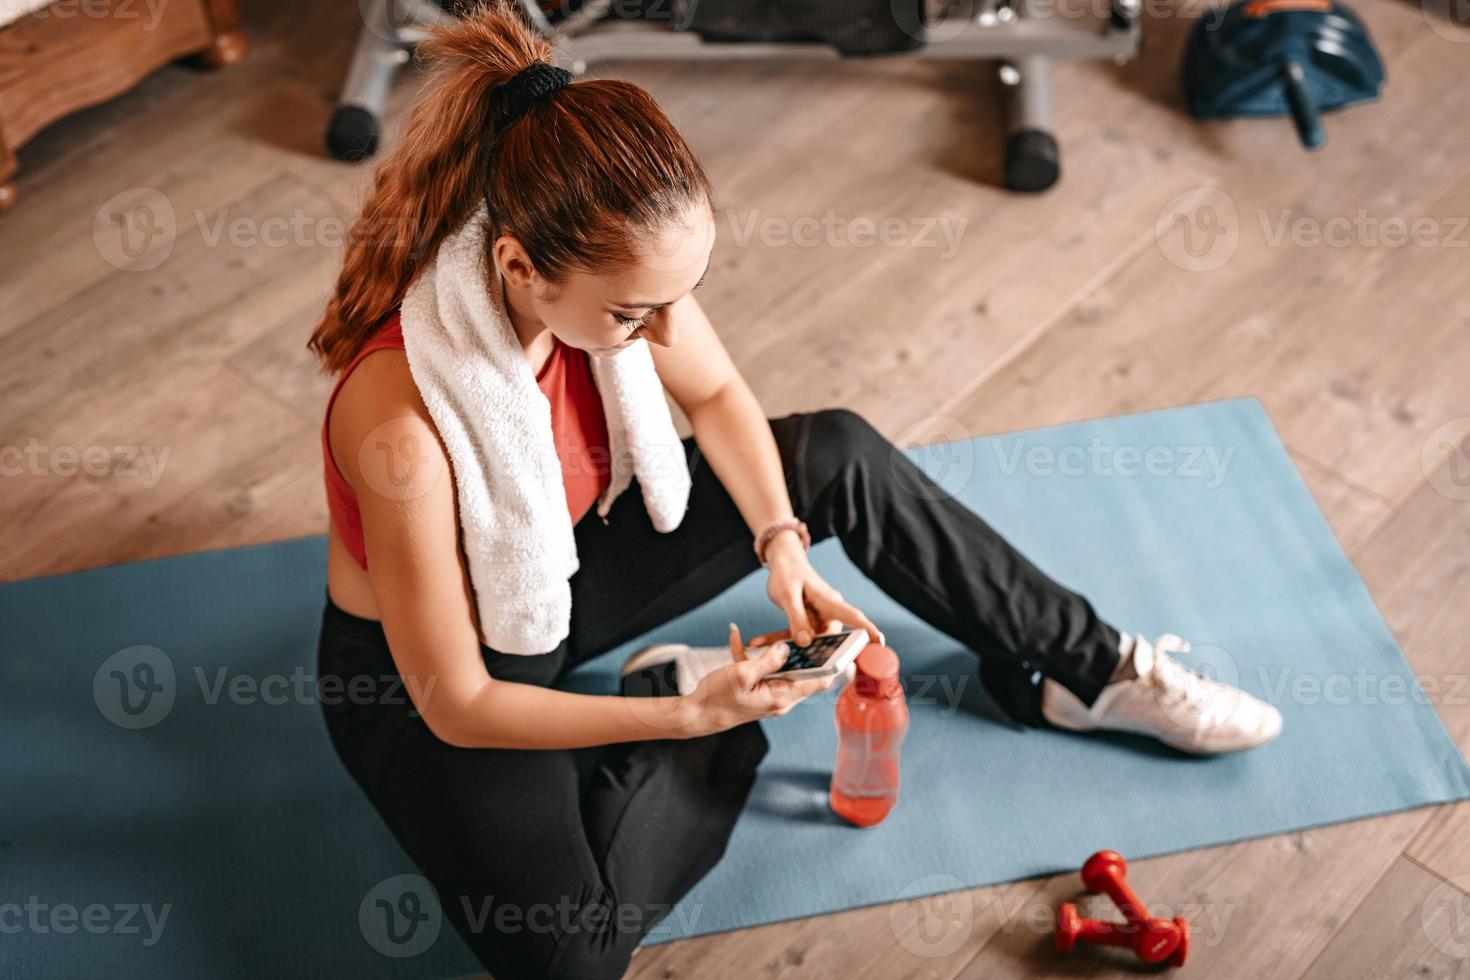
[0, 0, 245, 211]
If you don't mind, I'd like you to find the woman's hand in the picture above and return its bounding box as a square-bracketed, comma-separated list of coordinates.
[762, 529, 885, 648]
[683, 625, 840, 736]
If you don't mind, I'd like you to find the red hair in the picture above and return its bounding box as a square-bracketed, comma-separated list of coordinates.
[308, 1, 714, 374]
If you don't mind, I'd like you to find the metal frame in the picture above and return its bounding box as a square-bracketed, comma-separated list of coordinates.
[558, 3, 1137, 64]
[329, 0, 1141, 190]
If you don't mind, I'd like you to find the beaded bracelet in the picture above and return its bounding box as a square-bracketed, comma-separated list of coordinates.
[753, 517, 811, 566]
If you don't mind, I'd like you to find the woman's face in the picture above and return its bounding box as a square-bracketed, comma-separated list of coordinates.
[501, 206, 717, 357]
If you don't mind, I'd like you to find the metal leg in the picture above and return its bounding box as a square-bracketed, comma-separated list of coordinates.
[327, 0, 450, 162]
[994, 0, 1059, 192]
[1001, 52, 1060, 192]
[324, 2, 1140, 188]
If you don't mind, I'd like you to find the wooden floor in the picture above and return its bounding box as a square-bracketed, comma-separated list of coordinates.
[4, 0, 1468, 976]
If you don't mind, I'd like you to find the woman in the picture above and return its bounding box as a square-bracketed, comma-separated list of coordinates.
[310, 5, 1281, 977]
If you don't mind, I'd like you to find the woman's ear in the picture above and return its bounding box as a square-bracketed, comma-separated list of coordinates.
[493, 235, 538, 291]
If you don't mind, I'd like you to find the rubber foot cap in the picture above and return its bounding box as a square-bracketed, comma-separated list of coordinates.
[1005, 129, 1061, 193]
[327, 105, 380, 163]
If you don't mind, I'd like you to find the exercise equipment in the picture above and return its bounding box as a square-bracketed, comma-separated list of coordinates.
[1055, 850, 1189, 966]
[6, 400, 1470, 976]
[1182, 0, 1385, 150]
[329, 0, 1144, 191]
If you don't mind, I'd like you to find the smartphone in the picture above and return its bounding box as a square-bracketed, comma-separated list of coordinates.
[755, 630, 869, 682]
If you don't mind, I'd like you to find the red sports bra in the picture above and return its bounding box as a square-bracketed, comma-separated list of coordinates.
[322, 310, 612, 570]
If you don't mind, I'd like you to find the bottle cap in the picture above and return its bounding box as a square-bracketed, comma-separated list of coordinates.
[853, 645, 901, 698]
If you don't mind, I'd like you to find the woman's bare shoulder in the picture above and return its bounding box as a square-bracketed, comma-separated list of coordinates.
[330, 347, 447, 495]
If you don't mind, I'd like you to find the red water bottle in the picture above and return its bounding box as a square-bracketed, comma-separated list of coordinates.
[830, 645, 909, 827]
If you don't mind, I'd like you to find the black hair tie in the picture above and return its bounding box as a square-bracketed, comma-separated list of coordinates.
[493, 61, 572, 137]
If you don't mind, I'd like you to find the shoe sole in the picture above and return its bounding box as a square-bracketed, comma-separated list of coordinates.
[1044, 704, 1284, 756]
[619, 642, 689, 679]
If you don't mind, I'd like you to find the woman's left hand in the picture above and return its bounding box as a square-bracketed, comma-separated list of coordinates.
[761, 530, 885, 649]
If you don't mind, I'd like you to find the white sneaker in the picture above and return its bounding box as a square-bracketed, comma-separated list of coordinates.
[1041, 634, 1283, 755]
[620, 643, 735, 697]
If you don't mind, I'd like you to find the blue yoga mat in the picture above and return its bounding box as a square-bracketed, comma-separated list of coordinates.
[4, 398, 1467, 977]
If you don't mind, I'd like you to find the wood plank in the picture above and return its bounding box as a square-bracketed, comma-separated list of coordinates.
[1298, 858, 1470, 980]
[0, 172, 341, 577]
[1407, 801, 1470, 914]
[1360, 449, 1470, 933]
[939, 24, 1470, 508]
[1238, 166, 1470, 507]
[695, 50, 1223, 429]
[1394, 449, 1470, 890]
[0, 171, 339, 427]
[633, 878, 1050, 980]
[1352, 458, 1470, 747]
[1288, 451, 1394, 557]
[0, 363, 312, 579]
[957, 816, 1428, 980]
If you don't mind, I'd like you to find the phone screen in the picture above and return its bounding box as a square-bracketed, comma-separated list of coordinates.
[778, 632, 855, 672]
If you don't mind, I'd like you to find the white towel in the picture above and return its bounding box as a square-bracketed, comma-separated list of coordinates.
[399, 204, 691, 654]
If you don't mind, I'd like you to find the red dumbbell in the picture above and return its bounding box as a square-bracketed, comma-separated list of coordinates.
[1055, 903, 1188, 964]
[1054, 850, 1190, 967]
[1055, 904, 1189, 965]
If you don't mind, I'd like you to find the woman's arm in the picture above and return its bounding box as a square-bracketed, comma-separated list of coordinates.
[335, 350, 819, 749]
[650, 294, 794, 544]
[336, 350, 706, 748]
[650, 295, 884, 648]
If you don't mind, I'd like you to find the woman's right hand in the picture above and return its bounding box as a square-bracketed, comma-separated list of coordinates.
[684, 624, 840, 736]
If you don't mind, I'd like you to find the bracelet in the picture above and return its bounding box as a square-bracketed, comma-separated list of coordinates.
[753, 517, 810, 566]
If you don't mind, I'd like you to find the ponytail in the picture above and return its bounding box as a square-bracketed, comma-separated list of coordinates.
[309, 1, 714, 375]
[308, 3, 553, 373]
